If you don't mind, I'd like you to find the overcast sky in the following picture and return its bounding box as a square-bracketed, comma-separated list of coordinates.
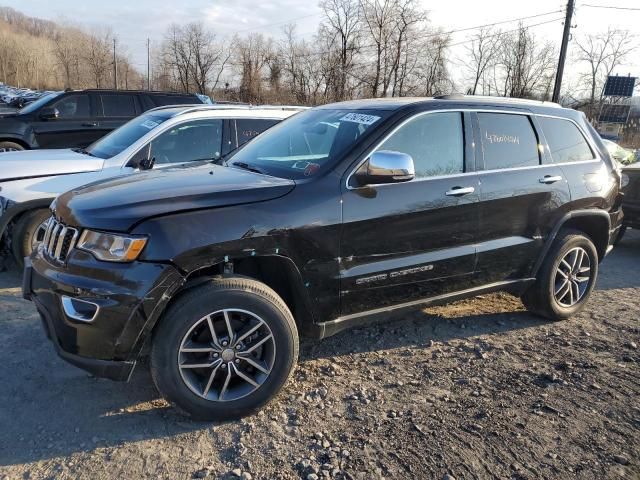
[6, 0, 640, 93]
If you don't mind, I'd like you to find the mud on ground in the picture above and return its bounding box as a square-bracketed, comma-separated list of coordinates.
[0, 232, 639, 480]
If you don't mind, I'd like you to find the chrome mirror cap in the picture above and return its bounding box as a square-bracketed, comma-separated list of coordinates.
[355, 150, 415, 186]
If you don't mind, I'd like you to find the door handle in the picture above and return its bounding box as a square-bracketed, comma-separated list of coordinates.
[539, 175, 563, 184]
[81, 122, 98, 127]
[445, 186, 475, 196]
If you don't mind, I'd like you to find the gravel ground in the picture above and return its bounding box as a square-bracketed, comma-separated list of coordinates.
[0, 232, 639, 480]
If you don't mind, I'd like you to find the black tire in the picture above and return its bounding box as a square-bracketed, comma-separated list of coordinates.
[522, 229, 598, 321]
[0, 141, 24, 152]
[12, 209, 51, 268]
[613, 225, 627, 246]
[150, 276, 299, 420]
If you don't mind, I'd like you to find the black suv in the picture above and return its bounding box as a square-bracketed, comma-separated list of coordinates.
[0, 89, 203, 151]
[24, 96, 623, 420]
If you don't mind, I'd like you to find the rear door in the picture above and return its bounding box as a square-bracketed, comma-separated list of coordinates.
[93, 92, 139, 141]
[340, 110, 480, 316]
[473, 111, 571, 283]
[31, 93, 95, 148]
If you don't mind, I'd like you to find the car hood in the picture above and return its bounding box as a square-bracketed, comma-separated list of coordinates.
[622, 161, 640, 171]
[0, 149, 103, 181]
[54, 163, 296, 231]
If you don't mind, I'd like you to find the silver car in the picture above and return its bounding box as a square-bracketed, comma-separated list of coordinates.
[0, 104, 304, 266]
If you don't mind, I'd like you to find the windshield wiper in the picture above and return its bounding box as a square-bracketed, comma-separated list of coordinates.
[73, 147, 97, 157]
[228, 161, 266, 175]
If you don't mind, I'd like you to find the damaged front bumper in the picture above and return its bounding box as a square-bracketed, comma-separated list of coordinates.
[23, 248, 185, 380]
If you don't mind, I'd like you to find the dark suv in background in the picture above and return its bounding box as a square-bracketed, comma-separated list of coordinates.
[0, 89, 204, 151]
[24, 95, 623, 420]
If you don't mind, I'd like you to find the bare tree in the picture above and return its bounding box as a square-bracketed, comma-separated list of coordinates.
[234, 33, 273, 103]
[493, 25, 556, 99]
[465, 27, 500, 95]
[319, 0, 361, 101]
[575, 29, 636, 119]
[84, 31, 113, 88]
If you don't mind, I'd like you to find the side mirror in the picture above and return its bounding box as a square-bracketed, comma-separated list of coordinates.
[353, 150, 415, 186]
[39, 107, 59, 120]
[128, 144, 155, 170]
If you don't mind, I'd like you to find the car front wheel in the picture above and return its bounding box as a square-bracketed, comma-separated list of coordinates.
[150, 276, 298, 420]
[522, 229, 598, 320]
[12, 209, 51, 268]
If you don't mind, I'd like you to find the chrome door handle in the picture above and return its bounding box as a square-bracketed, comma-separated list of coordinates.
[445, 186, 475, 196]
[539, 175, 563, 184]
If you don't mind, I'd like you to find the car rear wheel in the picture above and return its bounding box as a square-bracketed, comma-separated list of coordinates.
[150, 276, 298, 420]
[522, 229, 598, 320]
[0, 141, 24, 152]
[12, 209, 51, 268]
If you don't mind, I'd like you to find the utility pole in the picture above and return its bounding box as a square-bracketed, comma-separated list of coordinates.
[552, 0, 575, 103]
[147, 38, 151, 90]
[113, 38, 118, 90]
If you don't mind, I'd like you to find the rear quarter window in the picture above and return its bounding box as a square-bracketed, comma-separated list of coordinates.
[538, 116, 595, 163]
[478, 112, 540, 170]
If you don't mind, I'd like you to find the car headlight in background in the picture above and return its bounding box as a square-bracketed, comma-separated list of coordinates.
[77, 230, 147, 262]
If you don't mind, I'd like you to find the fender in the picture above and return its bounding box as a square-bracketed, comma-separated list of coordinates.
[531, 209, 611, 276]
[0, 197, 54, 239]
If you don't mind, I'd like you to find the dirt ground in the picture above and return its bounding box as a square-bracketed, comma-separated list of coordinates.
[0, 233, 639, 480]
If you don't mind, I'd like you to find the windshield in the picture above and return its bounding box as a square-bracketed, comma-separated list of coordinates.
[86, 113, 171, 159]
[227, 108, 389, 179]
[18, 92, 62, 114]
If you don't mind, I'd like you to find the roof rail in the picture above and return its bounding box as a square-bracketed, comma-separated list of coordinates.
[434, 94, 561, 108]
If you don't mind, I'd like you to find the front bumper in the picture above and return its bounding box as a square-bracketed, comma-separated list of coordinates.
[23, 249, 184, 381]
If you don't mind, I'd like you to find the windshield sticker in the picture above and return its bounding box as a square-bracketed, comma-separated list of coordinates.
[339, 113, 381, 126]
[141, 120, 160, 130]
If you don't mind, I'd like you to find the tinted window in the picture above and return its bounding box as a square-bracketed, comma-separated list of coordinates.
[539, 117, 594, 163]
[478, 113, 539, 169]
[377, 112, 464, 178]
[150, 94, 198, 106]
[150, 119, 223, 164]
[235, 119, 279, 146]
[52, 94, 90, 118]
[101, 94, 136, 117]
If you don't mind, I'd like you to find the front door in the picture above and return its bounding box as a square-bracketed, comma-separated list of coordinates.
[32, 93, 97, 148]
[340, 110, 480, 316]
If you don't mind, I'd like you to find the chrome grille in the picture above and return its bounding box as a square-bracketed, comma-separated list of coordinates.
[42, 217, 79, 263]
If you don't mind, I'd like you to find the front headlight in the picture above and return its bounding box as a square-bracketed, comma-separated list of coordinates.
[77, 230, 147, 262]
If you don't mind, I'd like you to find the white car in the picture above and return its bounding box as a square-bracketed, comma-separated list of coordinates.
[0, 104, 305, 266]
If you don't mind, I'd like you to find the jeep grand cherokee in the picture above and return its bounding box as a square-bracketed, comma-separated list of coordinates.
[23, 96, 623, 420]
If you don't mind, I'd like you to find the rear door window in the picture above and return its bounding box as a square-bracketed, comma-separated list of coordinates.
[538, 116, 595, 163]
[101, 94, 136, 117]
[235, 119, 279, 147]
[478, 113, 540, 170]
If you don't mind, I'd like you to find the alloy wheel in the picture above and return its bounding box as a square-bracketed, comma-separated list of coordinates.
[554, 246, 591, 307]
[0, 146, 20, 152]
[177, 309, 276, 402]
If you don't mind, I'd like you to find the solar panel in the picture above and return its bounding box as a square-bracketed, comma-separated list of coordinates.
[603, 76, 636, 97]
[599, 104, 631, 124]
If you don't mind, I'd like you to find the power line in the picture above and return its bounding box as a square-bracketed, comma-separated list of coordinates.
[289, 14, 565, 60]
[581, 3, 640, 11]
